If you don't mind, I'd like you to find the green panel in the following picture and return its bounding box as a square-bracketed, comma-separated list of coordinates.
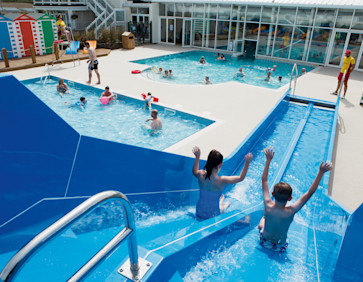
[41, 20, 55, 54]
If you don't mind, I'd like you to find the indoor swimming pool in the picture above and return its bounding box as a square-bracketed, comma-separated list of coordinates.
[132, 51, 314, 88]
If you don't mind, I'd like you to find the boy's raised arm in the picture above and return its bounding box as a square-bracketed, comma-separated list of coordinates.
[291, 161, 333, 213]
[262, 147, 274, 204]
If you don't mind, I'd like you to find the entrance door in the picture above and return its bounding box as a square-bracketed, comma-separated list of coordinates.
[346, 32, 363, 70]
[327, 30, 348, 66]
[183, 19, 192, 47]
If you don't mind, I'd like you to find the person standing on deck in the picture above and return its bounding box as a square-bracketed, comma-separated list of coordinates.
[85, 42, 101, 85]
[331, 50, 355, 99]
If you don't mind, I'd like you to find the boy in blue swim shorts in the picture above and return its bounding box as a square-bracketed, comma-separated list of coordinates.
[258, 147, 332, 253]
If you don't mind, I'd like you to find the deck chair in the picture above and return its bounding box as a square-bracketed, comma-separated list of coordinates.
[65, 41, 80, 55]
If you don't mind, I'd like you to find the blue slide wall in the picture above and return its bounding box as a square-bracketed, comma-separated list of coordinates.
[333, 203, 363, 281]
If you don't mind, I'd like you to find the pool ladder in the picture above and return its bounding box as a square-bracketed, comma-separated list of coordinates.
[40, 64, 51, 86]
[289, 63, 299, 96]
[0, 191, 152, 282]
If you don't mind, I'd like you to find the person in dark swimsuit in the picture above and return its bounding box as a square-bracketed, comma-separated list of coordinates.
[192, 146, 253, 219]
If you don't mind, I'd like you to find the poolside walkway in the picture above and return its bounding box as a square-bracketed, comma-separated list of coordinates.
[8, 44, 363, 211]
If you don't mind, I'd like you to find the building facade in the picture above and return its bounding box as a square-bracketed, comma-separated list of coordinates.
[153, 1, 363, 70]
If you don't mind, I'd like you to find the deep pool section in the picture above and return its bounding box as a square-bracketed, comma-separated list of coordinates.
[22, 77, 213, 150]
[133, 51, 314, 88]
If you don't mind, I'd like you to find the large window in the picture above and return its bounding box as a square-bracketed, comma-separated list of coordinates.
[315, 9, 336, 27]
[244, 22, 259, 40]
[205, 20, 216, 48]
[175, 3, 183, 17]
[335, 9, 353, 29]
[257, 23, 275, 55]
[167, 3, 174, 17]
[352, 10, 363, 29]
[278, 7, 296, 25]
[296, 8, 315, 26]
[273, 25, 293, 58]
[184, 4, 192, 17]
[218, 5, 231, 20]
[216, 21, 229, 49]
[194, 4, 204, 18]
[246, 6, 261, 22]
[207, 5, 217, 19]
[261, 6, 277, 23]
[193, 19, 203, 46]
[290, 26, 312, 61]
[308, 28, 332, 63]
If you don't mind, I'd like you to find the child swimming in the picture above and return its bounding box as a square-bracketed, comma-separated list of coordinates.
[258, 147, 332, 252]
[192, 146, 253, 219]
[56, 78, 70, 97]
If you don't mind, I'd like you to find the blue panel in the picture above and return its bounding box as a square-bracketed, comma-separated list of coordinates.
[66, 136, 197, 197]
[0, 75, 80, 227]
[333, 204, 363, 281]
[0, 22, 13, 59]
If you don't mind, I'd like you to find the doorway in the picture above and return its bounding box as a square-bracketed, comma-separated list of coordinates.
[175, 19, 183, 45]
[183, 19, 192, 47]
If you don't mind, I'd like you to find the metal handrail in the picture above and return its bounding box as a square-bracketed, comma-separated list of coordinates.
[0, 191, 139, 282]
[289, 63, 299, 96]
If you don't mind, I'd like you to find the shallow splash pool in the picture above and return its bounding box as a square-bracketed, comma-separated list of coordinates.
[22, 77, 213, 150]
[132, 51, 314, 89]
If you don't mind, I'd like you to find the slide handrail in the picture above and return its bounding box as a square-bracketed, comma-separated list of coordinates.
[289, 63, 299, 96]
[0, 191, 139, 282]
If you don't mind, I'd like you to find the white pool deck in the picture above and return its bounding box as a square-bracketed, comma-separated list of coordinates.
[9, 44, 363, 211]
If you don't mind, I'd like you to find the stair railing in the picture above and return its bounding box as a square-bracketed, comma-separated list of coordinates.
[0, 191, 148, 282]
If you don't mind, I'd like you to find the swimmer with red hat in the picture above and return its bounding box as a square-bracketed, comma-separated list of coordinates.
[331, 50, 355, 99]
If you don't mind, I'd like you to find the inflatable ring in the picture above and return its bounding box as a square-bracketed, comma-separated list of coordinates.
[131, 70, 141, 74]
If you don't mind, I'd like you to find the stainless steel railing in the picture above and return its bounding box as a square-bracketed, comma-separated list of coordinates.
[289, 63, 299, 96]
[0, 191, 140, 281]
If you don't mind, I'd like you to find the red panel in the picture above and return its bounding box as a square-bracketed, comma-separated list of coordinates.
[19, 22, 35, 56]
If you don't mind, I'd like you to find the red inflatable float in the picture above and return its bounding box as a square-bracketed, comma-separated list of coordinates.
[141, 93, 159, 102]
[131, 70, 141, 74]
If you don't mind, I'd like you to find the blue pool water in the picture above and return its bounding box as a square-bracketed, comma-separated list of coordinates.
[22, 77, 213, 150]
[1, 101, 345, 282]
[132, 51, 314, 89]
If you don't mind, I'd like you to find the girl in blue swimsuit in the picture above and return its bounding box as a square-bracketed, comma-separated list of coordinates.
[192, 146, 253, 219]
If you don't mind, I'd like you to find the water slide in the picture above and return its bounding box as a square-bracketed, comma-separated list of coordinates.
[0, 74, 359, 281]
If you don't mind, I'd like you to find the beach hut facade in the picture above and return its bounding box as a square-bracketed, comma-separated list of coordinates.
[0, 14, 23, 59]
[34, 14, 58, 55]
[13, 14, 43, 56]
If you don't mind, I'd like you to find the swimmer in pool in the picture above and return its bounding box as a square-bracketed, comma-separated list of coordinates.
[258, 147, 332, 252]
[204, 76, 212, 84]
[158, 67, 163, 74]
[163, 70, 169, 78]
[218, 54, 225, 60]
[100, 86, 115, 101]
[144, 92, 153, 110]
[272, 65, 277, 71]
[57, 78, 70, 96]
[278, 76, 282, 82]
[192, 146, 253, 219]
[301, 68, 306, 75]
[65, 97, 87, 110]
[199, 56, 206, 64]
[235, 67, 246, 78]
[264, 71, 272, 81]
[168, 69, 173, 77]
[145, 109, 162, 131]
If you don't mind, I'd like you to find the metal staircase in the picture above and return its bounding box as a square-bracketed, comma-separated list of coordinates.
[86, 0, 116, 36]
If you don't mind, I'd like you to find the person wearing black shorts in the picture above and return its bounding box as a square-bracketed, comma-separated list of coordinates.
[85, 42, 101, 84]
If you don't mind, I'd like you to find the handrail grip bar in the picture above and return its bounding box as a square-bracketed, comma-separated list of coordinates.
[289, 63, 299, 96]
[0, 191, 139, 282]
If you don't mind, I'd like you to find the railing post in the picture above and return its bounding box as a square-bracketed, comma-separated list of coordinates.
[29, 45, 36, 64]
[2, 48, 10, 68]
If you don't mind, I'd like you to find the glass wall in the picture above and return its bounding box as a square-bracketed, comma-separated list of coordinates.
[157, 3, 363, 68]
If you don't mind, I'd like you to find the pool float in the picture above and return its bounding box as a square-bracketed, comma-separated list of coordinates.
[100, 96, 110, 105]
[151, 66, 158, 73]
[131, 70, 141, 74]
[141, 93, 159, 102]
